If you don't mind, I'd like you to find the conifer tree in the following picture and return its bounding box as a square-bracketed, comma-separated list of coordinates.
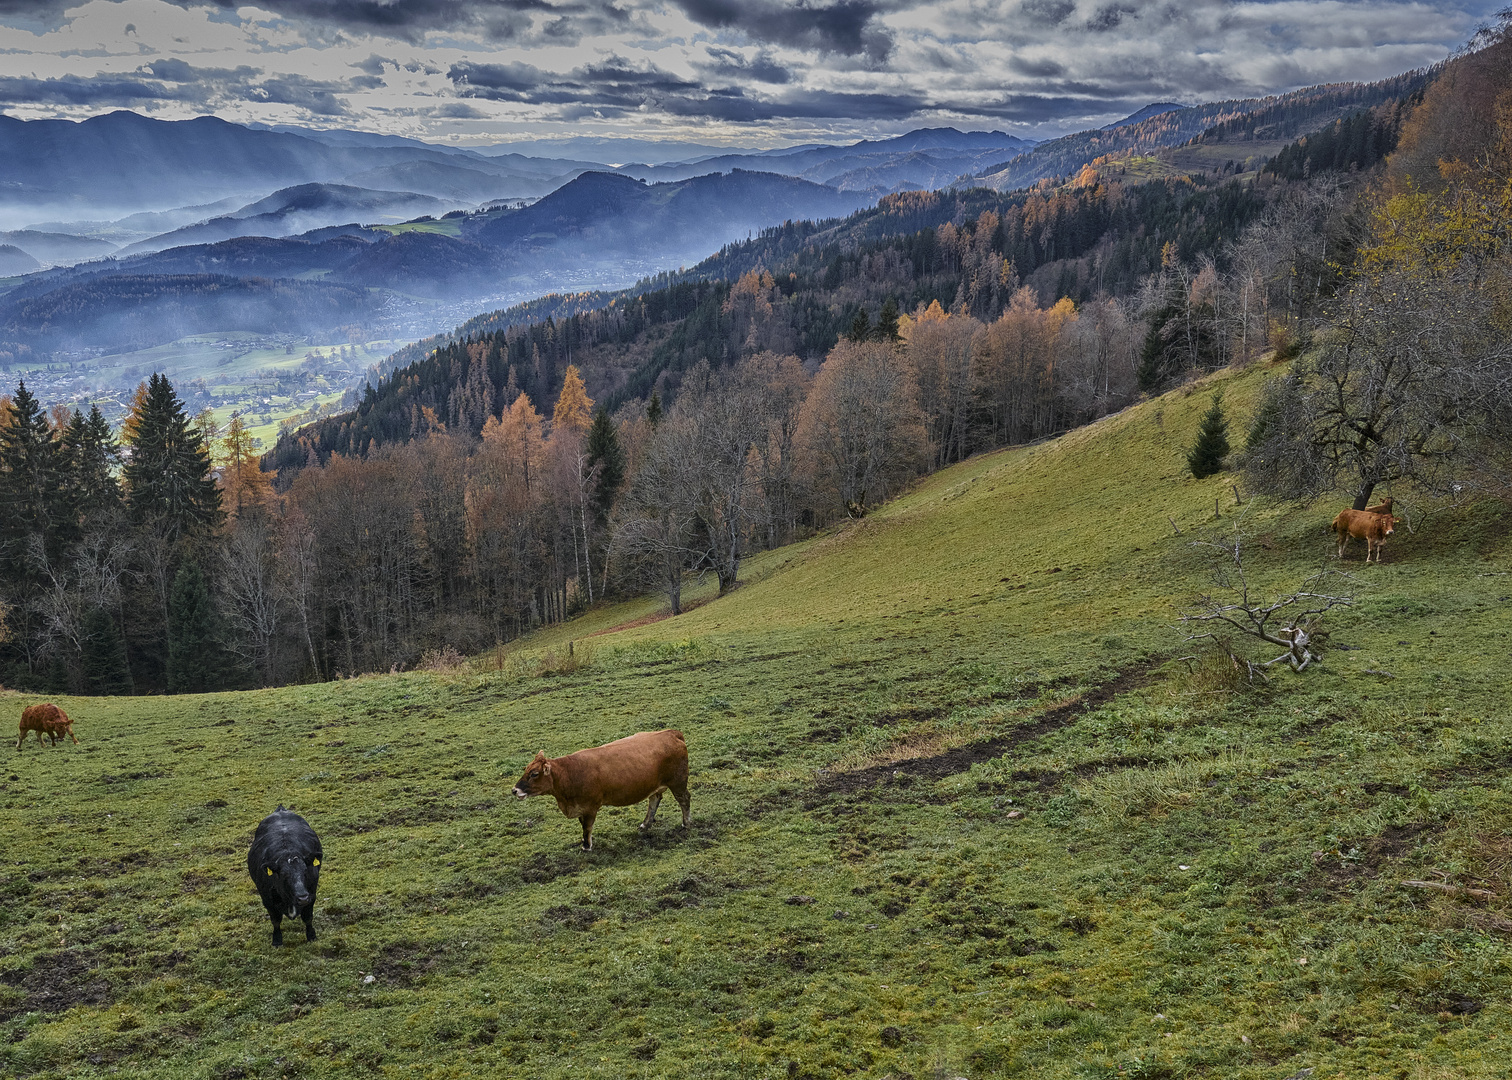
[60, 406, 122, 529]
[552, 364, 594, 438]
[219, 414, 273, 519]
[123, 373, 222, 540]
[81, 607, 133, 695]
[848, 307, 873, 342]
[877, 298, 901, 341]
[647, 391, 663, 426]
[0, 380, 66, 554]
[167, 561, 227, 693]
[585, 408, 626, 523]
[1187, 395, 1231, 479]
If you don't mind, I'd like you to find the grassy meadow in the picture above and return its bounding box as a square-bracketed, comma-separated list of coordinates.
[2, 358, 1510, 1079]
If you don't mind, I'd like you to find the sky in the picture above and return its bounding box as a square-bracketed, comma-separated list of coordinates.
[0, 0, 1500, 149]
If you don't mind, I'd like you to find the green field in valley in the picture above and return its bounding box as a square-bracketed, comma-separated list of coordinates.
[2, 357, 1509, 1079]
[4, 334, 402, 449]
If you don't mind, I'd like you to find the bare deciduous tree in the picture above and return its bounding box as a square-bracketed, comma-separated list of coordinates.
[1180, 534, 1355, 676]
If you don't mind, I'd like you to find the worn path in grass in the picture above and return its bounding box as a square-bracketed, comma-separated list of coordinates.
[3, 359, 1511, 1079]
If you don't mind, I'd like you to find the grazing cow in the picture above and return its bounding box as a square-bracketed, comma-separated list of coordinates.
[1331, 508, 1396, 563]
[17, 703, 77, 750]
[512, 729, 690, 851]
[247, 806, 322, 946]
[1364, 496, 1394, 516]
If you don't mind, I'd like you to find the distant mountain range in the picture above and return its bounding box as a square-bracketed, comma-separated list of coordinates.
[0, 78, 1431, 362]
[118, 184, 453, 255]
[0, 168, 871, 353]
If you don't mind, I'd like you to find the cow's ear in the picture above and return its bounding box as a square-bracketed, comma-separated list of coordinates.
[541, 760, 552, 775]
[532, 750, 547, 763]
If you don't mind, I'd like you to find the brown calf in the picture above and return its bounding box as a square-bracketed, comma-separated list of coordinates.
[511, 729, 690, 851]
[1331, 508, 1396, 563]
[1364, 496, 1394, 516]
[17, 703, 77, 749]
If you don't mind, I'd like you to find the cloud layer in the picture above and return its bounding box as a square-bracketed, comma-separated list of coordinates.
[0, 0, 1498, 145]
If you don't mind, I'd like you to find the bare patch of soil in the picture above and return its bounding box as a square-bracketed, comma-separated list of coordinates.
[0, 948, 112, 1019]
[818, 668, 1149, 796]
[1317, 822, 1440, 893]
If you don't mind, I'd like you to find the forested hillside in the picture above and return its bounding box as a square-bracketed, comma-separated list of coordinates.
[269, 174, 1274, 472]
[975, 69, 1432, 190]
[0, 33, 1503, 693]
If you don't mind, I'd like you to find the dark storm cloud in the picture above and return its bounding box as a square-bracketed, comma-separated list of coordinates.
[672, 0, 894, 61]
[190, 0, 631, 44]
[700, 48, 793, 85]
[0, 72, 203, 106]
[1086, 4, 1137, 32]
[251, 74, 350, 114]
[451, 58, 934, 120]
[1020, 0, 1075, 26]
[1008, 55, 1066, 78]
[0, 62, 361, 117]
[353, 53, 394, 76]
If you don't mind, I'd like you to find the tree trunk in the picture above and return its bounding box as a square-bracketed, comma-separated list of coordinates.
[1351, 480, 1377, 512]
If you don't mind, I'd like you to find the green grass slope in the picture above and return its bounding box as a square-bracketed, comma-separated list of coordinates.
[3, 359, 1510, 1080]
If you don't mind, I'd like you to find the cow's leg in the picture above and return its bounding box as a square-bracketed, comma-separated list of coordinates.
[579, 811, 597, 851]
[15, 728, 23, 750]
[640, 787, 665, 831]
[300, 904, 317, 942]
[68, 728, 78, 745]
[671, 780, 691, 828]
[269, 912, 284, 947]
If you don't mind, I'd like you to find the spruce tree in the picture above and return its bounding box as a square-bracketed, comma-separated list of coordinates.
[81, 607, 133, 695]
[1186, 395, 1231, 479]
[848, 307, 873, 342]
[647, 391, 663, 427]
[0, 380, 66, 555]
[167, 561, 226, 694]
[60, 406, 122, 530]
[585, 407, 625, 523]
[877, 298, 901, 341]
[123, 373, 222, 540]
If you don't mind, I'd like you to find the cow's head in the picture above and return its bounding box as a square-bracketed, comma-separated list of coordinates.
[262, 852, 320, 918]
[512, 752, 553, 799]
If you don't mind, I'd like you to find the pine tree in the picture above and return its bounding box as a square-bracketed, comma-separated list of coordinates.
[81, 607, 133, 695]
[647, 391, 663, 427]
[585, 408, 626, 523]
[167, 561, 226, 694]
[123, 373, 222, 540]
[1187, 395, 1231, 479]
[877, 298, 901, 341]
[848, 307, 872, 342]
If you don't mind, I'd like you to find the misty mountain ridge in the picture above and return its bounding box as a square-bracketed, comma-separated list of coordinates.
[119, 184, 453, 255]
[0, 167, 874, 354]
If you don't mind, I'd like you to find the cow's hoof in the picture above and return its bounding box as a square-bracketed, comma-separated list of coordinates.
[272, 938, 284, 948]
[306, 931, 317, 942]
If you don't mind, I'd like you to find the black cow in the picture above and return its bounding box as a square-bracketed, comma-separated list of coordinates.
[247, 806, 322, 946]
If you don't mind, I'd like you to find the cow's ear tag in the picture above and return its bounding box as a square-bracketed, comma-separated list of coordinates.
[265, 868, 272, 876]
[312, 859, 320, 867]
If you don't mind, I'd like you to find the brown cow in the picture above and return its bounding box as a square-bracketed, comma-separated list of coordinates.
[1331, 508, 1396, 563]
[1364, 496, 1394, 516]
[17, 703, 77, 749]
[511, 729, 690, 851]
